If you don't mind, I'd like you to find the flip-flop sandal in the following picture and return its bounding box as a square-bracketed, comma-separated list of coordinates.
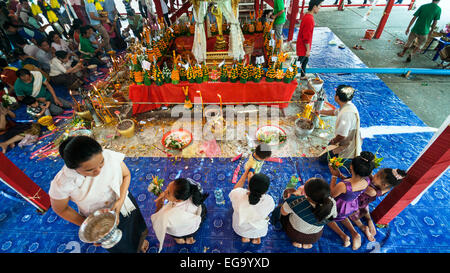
[358, 46, 365, 50]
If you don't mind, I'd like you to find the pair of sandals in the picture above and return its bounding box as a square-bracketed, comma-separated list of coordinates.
[352, 45, 365, 50]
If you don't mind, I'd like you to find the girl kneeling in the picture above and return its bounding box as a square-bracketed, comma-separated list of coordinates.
[229, 169, 275, 244]
[151, 178, 208, 252]
[280, 178, 337, 249]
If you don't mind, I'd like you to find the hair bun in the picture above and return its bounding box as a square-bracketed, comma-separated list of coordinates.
[360, 151, 375, 163]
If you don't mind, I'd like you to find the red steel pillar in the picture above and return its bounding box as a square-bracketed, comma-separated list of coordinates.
[255, 0, 260, 17]
[288, 0, 300, 41]
[0, 153, 50, 213]
[299, 0, 305, 20]
[153, 0, 163, 20]
[408, 0, 415, 11]
[337, 0, 344, 11]
[371, 118, 450, 225]
[374, 0, 395, 39]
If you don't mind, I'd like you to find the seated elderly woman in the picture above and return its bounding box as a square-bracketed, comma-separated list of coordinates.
[49, 136, 149, 253]
[49, 50, 84, 90]
[0, 105, 32, 153]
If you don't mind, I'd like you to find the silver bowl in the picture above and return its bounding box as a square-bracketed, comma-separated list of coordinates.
[295, 118, 314, 139]
[79, 209, 122, 249]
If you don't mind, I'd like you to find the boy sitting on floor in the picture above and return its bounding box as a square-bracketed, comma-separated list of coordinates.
[244, 143, 272, 181]
[22, 95, 51, 119]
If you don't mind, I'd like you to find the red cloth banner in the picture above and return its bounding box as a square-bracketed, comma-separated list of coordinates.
[0, 153, 51, 212]
[129, 79, 298, 115]
[371, 125, 450, 225]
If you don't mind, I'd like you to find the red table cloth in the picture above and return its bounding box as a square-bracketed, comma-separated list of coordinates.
[128, 79, 298, 115]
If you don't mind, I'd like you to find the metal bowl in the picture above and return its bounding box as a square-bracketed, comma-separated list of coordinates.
[295, 118, 314, 139]
[79, 209, 122, 249]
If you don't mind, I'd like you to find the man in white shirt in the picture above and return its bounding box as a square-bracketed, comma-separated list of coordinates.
[318, 85, 362, 165]
[35, 39, 53, 72]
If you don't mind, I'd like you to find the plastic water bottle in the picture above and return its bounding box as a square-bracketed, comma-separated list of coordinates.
[214, 188, 225, 205]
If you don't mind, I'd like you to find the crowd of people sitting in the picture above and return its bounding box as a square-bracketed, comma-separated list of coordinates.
[0, 0, 157, 154]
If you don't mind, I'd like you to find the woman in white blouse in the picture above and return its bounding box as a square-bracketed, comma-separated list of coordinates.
[49, 136, 149, 253]
[151, 178, 209, 252]
[49, 31, 77, 58]
[229, 169, 275, 244]
[49, 50, 84, 90]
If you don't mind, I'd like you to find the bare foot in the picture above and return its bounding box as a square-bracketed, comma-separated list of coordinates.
[367, 220, 377, 236]
[241, 237, 250, 243]
[341, 235, 351, 247]
[251, 238, 261, 245]
[140, 239, 149, 253]
[300, 76, 308, 80]
[174, 238, 186, 244]
[352, 234, 362, 250]
[292, 242, 302, 248]
[0, 143, 8, 154]
[302, 244, 313, 249]
[185, 237, 196, 244]
[362, 225, 375, 242]
[397, 52, 404, 57]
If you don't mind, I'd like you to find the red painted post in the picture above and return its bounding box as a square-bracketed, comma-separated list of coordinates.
[0, 153, 51, 213]
[371, 118, 450, 225]
[299, 0, 305, 20]
[153, 0, 163, 20]
[337, 0, 344, 11]
[255, 0, 260, 17]
[288, 0, 300, 41]
[263, 0, 274, 8]
[373, 0, 395, 39]
[169, 1, 192, 24]
[408, 0, 415, 10]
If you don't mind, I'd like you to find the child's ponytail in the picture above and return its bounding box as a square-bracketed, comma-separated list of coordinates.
[248, 173, 270, 205]
[304, 178, 334, 222]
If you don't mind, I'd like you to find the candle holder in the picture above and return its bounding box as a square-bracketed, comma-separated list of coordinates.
[81, 91, 102, 126]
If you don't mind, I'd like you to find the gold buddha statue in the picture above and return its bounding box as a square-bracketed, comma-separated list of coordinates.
[211, 5, 227, 51]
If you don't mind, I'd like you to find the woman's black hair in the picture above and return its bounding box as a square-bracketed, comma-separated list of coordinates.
[55, 50, 68, 60]
[80, 25, 91, 36]
[254, 143, 272, 160]
[37, 38, 48, 47]
[173, 178, 209, 206]
[59, 136, 103, 169]
[335, 84, 355, 102]
[351, 151, 376, 177]
[380, 168, 406, 188]
[16, 68, 31, 78]
[304, 178, 334, 222]
[248, 173, 270, 205]
[48, 31, 60, 42]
